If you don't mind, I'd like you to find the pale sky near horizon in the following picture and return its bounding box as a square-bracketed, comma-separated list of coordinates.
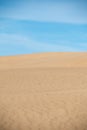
[0, 0, 87, 56]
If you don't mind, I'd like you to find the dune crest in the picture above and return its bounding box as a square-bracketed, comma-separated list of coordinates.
[0, 52, 87, 69]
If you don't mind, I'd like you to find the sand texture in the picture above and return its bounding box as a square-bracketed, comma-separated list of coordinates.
[0, 52, 87, 130]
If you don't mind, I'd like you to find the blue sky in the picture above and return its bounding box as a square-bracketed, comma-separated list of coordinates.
[0, 0, 87, 56]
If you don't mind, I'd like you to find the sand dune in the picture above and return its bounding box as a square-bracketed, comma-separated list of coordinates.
[0, 52, 87, 130]
[0, 52, 87, 69]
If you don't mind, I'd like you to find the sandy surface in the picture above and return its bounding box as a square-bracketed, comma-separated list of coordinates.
[0, 52, 87, 130]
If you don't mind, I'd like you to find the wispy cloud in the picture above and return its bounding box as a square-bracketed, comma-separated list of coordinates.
[0, 0, 87, 24]
[0, 33, 29, 45]
[0, 33, 79, 56]
[0, 0, 87, 55]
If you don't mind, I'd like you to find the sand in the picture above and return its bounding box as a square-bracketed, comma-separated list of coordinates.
[0, 52, 87, 130]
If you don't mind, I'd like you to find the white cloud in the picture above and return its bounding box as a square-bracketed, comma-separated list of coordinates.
[0, 33, 78, 52]
[0, 1, 87, 24]
[0, 33, 28, 45]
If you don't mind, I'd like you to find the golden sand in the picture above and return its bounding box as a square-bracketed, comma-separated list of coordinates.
[0, 52, 87, 130]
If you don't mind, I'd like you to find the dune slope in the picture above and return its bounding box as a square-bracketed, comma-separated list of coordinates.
[0, 52, 87, 130]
